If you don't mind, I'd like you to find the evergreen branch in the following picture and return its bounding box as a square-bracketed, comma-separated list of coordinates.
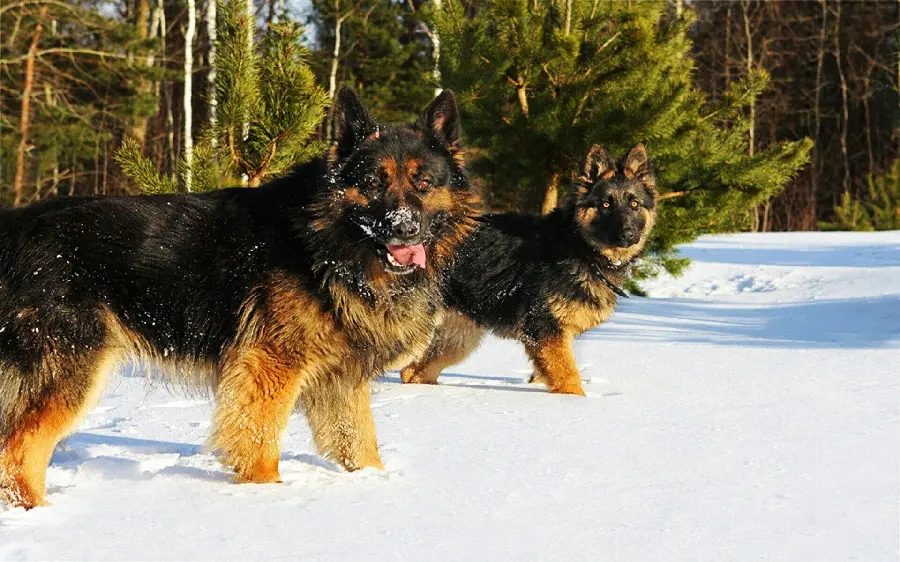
[658, 190, 693, 201]
[226, 125, 248, 172]
[113, 138, 176, 194]
[596, 32, 621, 54]
[253, 132, 286, 179]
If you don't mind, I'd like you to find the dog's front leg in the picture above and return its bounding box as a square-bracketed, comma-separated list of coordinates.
[524, 335, 586, 396]
[302, 376, 384, 471]
[210, 347, 303, 483]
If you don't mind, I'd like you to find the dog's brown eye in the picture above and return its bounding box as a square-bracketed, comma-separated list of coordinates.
[630, 200, 639, 208]
[417, 179, 431, 190]
[602, 201, 610, 209]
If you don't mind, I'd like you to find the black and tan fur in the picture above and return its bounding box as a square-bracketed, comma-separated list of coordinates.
[401, 144, 656, 396]
[0, 88, 480, 509]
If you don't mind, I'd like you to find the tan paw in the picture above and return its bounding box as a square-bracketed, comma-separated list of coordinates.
[1, 482, 48, 510]
[547, 382, 586, 396]
[234, 460, 283, 484]
[400, 367, 438, 385]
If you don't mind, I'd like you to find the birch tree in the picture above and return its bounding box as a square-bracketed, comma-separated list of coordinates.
[206, 0, 218, 143]
[126, 0, 152, 146]
[242, 0, 254, 145]
[740, 0, 757, 229]
[812, 0, 828, 202]
[184, 0, 196, 191]
[325, 1, 353, 140]
[309, 1, 434, 123]
[116, 0, 328, 192]
[833, 0, 850, 196]
[431, 0, 443, 96]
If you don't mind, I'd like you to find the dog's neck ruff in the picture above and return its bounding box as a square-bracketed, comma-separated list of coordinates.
[589, 260, 629, 299]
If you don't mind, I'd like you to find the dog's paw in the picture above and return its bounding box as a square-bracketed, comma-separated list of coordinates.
[399, 367, 438, 385]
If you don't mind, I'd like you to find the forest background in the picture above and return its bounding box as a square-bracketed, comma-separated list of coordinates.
[1, 0, 897, 277]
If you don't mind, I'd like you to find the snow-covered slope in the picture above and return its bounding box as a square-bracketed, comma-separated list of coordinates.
[1, 232, 898, 561]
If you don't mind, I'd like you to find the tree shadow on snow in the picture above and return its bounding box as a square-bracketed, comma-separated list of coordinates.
[679, 241, 899, 268]
[587, 294, 900, 349]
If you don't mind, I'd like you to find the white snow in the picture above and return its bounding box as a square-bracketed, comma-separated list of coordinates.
[1, 232, 898, 561]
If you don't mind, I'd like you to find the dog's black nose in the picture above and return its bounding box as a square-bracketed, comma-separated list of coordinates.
[622, 227, 636, 241]
[393, 221, 420, 239]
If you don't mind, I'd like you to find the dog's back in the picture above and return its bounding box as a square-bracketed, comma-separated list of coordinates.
[443, 211, 591, 339]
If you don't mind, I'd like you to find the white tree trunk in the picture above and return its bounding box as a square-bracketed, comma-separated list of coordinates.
[147, 0, 161, 66]
[432, 0, 442, 96]
[724, 4, 731, 89]
[741, 0, 754, 159]
[184, 0, 196, 191]
[812, 0, 827, 199]
[155, 0, 176, 179]
[206, 0, 217, 146]
[326, 6, 350, 140]
[741, 0, 759, 231]
[833, 0, 850, 195]
[247, 0, 254, 49]
[243, 0, 253, 144]
[328, 15, 343, 101]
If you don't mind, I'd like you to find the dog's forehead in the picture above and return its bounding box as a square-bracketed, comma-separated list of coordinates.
[592, 177, 646, 198]
[364, 126, 426, 154]
[366, 129, 437, 159]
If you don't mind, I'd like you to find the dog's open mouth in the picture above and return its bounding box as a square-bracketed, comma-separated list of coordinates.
[382, 244, 426, 274]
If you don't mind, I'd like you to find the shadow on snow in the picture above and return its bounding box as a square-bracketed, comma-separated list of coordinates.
[586, 294, 900, 349]
[679, 241, 899, 268]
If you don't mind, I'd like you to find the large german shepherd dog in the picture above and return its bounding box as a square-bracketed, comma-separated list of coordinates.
[400, 144, 656, 396]
[0, 88, 480, 509]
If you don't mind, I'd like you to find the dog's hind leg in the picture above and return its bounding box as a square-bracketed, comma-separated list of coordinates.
[210, 347, 304, 483]
[0, 344, 118, 509]
[524, 334, 585, 396]
[302, 377, 383, 471]
[400, 311, 484, 385]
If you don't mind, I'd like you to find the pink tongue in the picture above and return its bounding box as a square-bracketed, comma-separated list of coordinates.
[386, 244, 427, 268]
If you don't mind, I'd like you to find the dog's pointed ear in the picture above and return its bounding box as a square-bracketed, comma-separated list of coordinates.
[572, 145, 612, 200]
[622, 143, 656, 194]
[419, 90, 461, 154]
[331, 87, 377, 164]
[583, 144, 615, 182]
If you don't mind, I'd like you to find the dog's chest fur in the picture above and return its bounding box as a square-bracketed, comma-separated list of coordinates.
[548, 265, 620, 336]
[328, 283, 440, 372]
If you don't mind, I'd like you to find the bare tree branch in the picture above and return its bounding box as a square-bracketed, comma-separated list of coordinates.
[0, 48, 129, 65]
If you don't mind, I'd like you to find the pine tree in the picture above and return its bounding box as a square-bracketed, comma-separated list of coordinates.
[309, 1, 435, 124]
[115, 0, 329, 193]
[435, 0, 812, 276]
[828, 159, 900, 232]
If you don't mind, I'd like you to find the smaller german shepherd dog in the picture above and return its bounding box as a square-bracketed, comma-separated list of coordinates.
[0, 88, 480, 509]
[400, 144, 656, 396]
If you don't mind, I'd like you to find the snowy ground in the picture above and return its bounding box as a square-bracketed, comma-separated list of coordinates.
[1, 232, 898, 561]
